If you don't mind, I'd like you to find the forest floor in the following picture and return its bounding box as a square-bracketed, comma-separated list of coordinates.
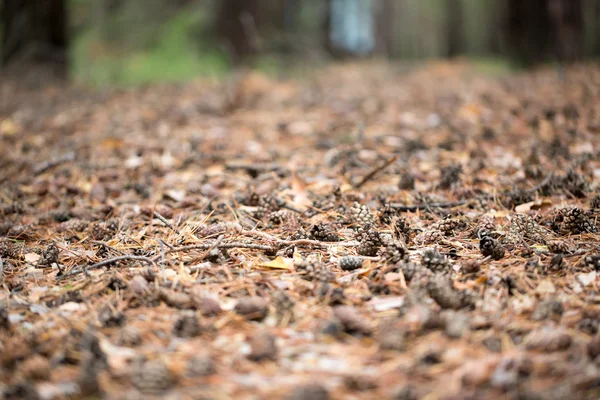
[1, 61, 600, 400]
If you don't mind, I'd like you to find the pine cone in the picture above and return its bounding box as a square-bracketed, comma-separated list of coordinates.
[377, 204, 396, 225]
[297, 259, 335, 282]
[433, 215, 465, 236]
[118, 326, 142, 347]
[382, 241, 408, 264]
[439, 164, 462, 189]
[132, 358, 176, 394]
[173, 312, 202, 338]
[349, 202, 374, 226]
[547, 240, 569, 254]
[339, 256, 364, 271]
[393, 216, 411, 239]
[415, 229, 443, 245]
[268, 210, 290, 226]
[583, 254, 600, 270]
[357, 226, 383, 256]
[591, 195, 600, 210]
[560, 207, 597, 234]
[309, 223, 339, 242]
[58, 218, 89, 233]
[260, 194, 283, 213]
[421, 247, 451, 273]
[39, 244, 59, 266]
[427, 274, 474, 310]
[479, 236, 505, 260]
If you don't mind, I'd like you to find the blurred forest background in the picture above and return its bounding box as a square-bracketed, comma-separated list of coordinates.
[1, 0, 600, 86]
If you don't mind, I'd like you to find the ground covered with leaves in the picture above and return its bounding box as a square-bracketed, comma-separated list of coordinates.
[1, 62, 600, 399]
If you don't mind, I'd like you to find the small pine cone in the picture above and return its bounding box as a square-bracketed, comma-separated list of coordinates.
[0, 307, 9, 331]
[186, 355, 215, 377]
[339, 256, 364, 271]
[132, 358, 176, 394]
[39, 244, 59, 266]
[298, 260, 334, 282]
[414, 229, 443, 245]
[50, 209, 71, 222]
[268, 210, 289, 226]
[310, 223, 339, 242]
[118, 326, 142, 347]
[318, 283, 345, 305]
[377, 204, 396, 225]
[549, 254, 565, 271]
[433, 215, 464, 236]
[105, 218, 121, 232]
[476, 215, 496, 234]
[582, 254, 600, 271]
[427, 274, 474, 310]
[234, 297, 269, 321]
[398, 173, 415, 190]
[421, 247, 451, 273]
[58, 218, 89, 233]
[560, 207, 597, 234]
[357, 226, 383, 256]
[90, 224, 108, 240]
[248, 331, 278, 361]
[547, 241, 569, 254]
[259, 194, 282, 213]
[398, 261, 422, 282]
[0, 239, 18, 259]
[439, 164, 462, 190]
[479, 236, 505, 260]
[252, 206, 267, 221]
[461, 259, 481, 274]
[393, 216, 411, 240]
[273, 291, 295, 323]
[382, 241, 408, 264]
[349, 202, 374, 226]
[98, 305, 125, 327]
[7, 224, 30, 239]
[173, 312, 202, 338]
[591, 195, 600, 209]
[333, 305, 371, 335]
[505, 214, 546, 245]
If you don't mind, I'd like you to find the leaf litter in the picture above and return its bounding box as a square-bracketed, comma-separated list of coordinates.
[1, 62, 600, 399]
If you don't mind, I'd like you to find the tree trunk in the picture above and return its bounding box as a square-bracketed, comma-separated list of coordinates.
[446, 0, 463, 58]
[216, 0, 260, 64]
[1, 0, 69, 77]
[506, 0, 583, 64]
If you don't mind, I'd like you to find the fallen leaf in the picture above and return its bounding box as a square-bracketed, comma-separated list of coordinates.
[577, 271, 597, 287]
[536, 279, 556, 294]
[259, 256, 292, 270]
[25, 252, 41, 264]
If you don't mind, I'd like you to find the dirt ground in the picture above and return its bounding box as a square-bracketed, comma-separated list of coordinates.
[1, 62, 599, 399]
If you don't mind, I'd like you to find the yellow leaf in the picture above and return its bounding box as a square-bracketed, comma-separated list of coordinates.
[259, 256, 291, 270]
[0, 119, 20, 136]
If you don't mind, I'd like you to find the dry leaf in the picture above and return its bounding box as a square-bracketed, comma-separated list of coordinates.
[259, 256, 292, 270]
[24, 253, 41, 264]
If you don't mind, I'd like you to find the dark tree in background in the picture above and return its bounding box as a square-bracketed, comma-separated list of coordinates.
[506, 0, 583, 65]
[1, 0, 69, 77]
[216, 0, 260, 64]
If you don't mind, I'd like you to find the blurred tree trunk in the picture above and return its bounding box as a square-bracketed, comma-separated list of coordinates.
[506, 0, 583, 64]
[216, 0, 260, 64]
[1, 0, 69, 77]
[446, 0, 463, 57]
[549, 0, 583, 62]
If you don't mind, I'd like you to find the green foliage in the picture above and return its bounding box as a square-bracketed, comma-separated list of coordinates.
[71, 3, 230, 86]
